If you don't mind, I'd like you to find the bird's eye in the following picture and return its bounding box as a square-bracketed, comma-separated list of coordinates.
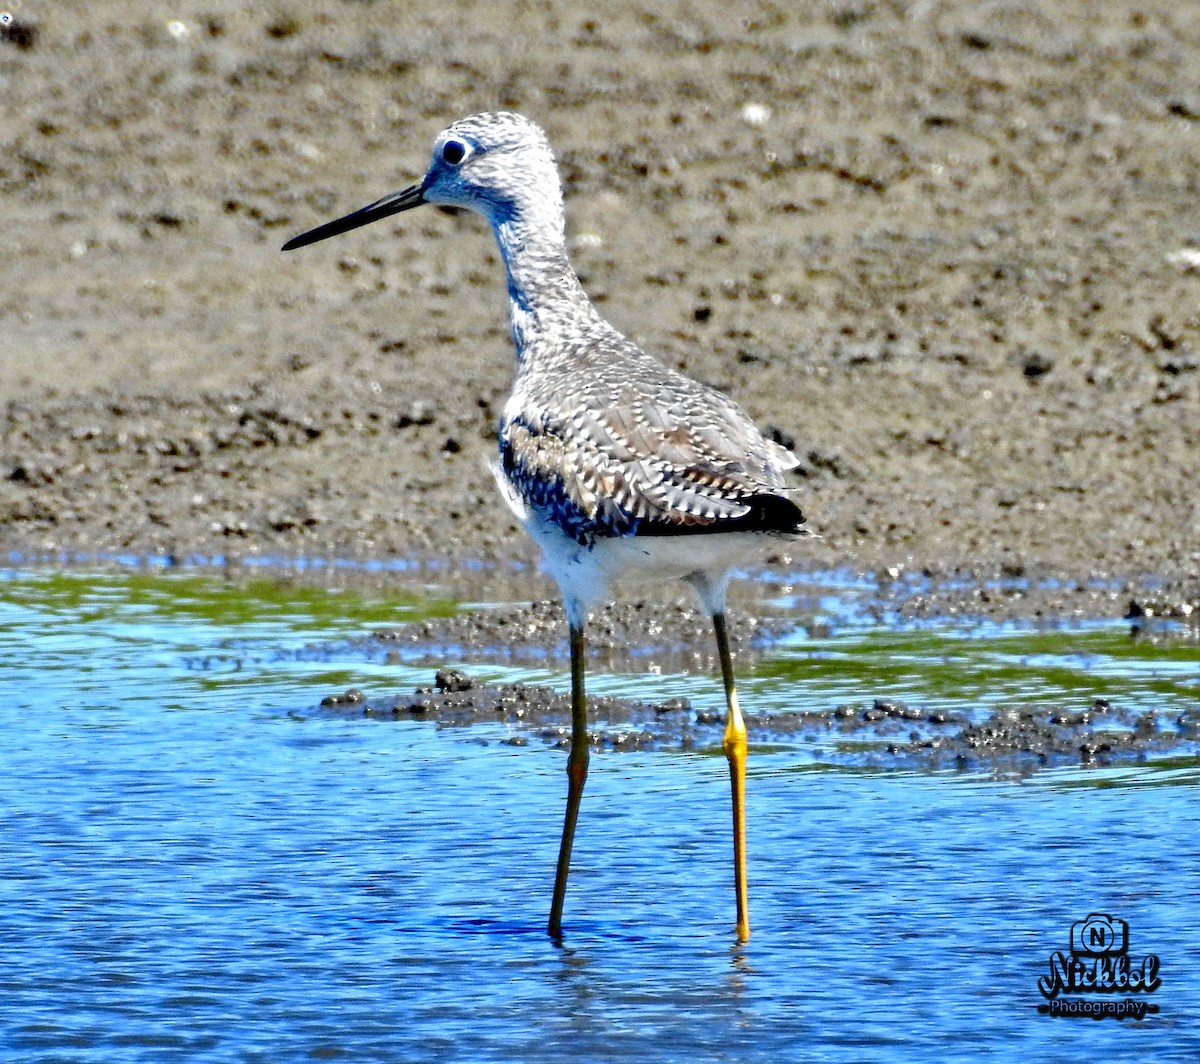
[441, 139, 469, 166]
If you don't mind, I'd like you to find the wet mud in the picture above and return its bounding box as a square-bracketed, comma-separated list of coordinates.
[305, 595, 1200, 774]
[319, 665, 1200, 773]
[372, 598, 796, 671]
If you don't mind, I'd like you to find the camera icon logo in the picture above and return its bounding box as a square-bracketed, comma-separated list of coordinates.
[1070, 913, 1129, 956]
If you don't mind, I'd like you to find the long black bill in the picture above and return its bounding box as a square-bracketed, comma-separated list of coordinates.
[281, 183, 426, 251]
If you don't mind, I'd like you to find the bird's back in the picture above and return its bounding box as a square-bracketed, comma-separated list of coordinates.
[499, 322, 805, 547]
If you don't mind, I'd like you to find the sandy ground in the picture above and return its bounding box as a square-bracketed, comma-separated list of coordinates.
[3, 0, 1199, 617]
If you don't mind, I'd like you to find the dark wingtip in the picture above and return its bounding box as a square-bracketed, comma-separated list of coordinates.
[733, 493, 808, 535]
[634, 493, 807, 539]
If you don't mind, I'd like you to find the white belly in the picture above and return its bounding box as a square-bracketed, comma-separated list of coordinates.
[523, 513, 776, 625]
[490, 455, 792, 625]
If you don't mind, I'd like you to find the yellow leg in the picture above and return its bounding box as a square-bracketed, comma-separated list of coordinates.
[713, 612, 750, 942]
[548, 622, 588, 939]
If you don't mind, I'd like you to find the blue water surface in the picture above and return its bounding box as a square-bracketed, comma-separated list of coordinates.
[0, 567, 1196, 1062]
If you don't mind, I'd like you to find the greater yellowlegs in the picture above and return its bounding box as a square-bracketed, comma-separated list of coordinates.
[283, 112, 809, 941]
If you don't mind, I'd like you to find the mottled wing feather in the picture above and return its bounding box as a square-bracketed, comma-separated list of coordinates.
[500, 331, 803, 542]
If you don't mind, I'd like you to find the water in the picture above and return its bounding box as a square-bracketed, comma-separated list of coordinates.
[1, 566, 1198, 1062]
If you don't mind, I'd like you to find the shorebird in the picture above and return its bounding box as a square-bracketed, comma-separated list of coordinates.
[283, 112, 808, 942]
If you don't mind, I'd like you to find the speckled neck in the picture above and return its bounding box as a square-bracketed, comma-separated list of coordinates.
[489, 195, 605, 360]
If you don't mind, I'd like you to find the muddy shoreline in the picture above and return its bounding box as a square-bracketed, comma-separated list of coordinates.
[316, 661, 1200, 773]
[3, 2, 1199, 619]
[293, 593, 1199, 772]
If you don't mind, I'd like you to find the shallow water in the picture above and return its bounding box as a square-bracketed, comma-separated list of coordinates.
[1, 565, 1197, 1062]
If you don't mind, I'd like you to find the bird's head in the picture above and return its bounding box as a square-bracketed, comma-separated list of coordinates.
[282, 111, 561, 252]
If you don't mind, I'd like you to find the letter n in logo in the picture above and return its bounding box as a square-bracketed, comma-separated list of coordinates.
[1070, 913, 1128, 956]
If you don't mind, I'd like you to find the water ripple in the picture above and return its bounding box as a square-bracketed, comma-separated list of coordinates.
[1, 568, 1197, 1062]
